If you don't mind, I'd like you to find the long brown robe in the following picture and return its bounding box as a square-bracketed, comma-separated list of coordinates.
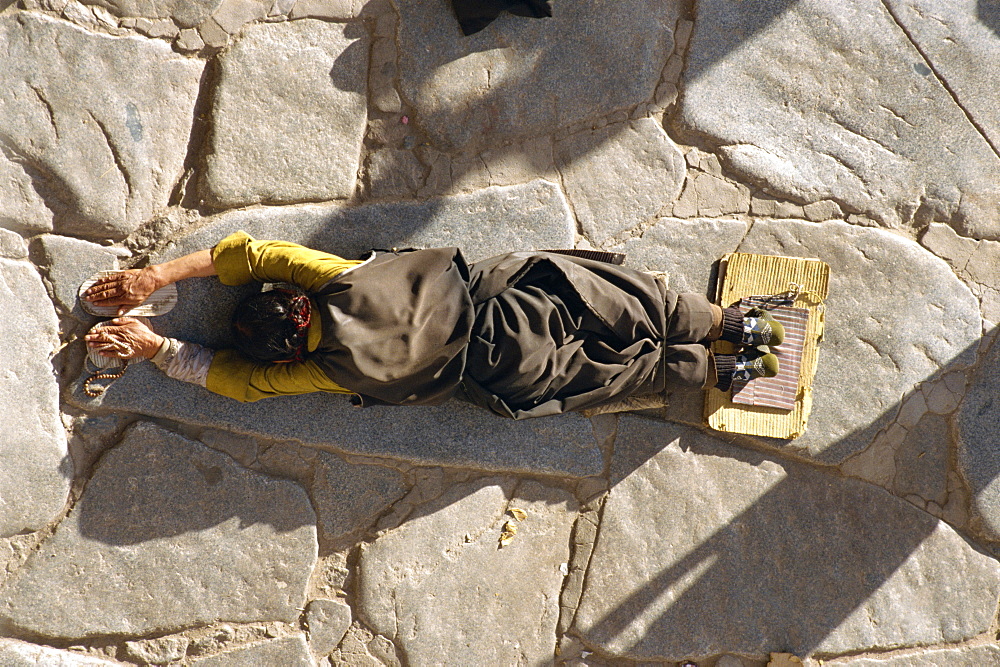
[309, 249, 714, 419]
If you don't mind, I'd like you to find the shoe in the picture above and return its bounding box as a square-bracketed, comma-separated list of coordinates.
[714, 348, 780, 391]
[721, 306, 784, 347]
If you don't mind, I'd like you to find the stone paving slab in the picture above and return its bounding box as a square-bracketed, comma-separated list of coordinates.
[203, 19, 369, 207]
[0, 12, 204, 240]
[556, 118, 685, 246]
[189, 634, 314, 666]
[0, 257, 71, 539]
[0, 639, 120, 666]
[357, 477, 576, 665]
[681, 0, 1000, 240]
[392, 0, 679, 151]
[821, 643, 1000, 666]
[81, 0, 224, 27]
[572, 417, 1000, 660]
[0, 423, 317, 639]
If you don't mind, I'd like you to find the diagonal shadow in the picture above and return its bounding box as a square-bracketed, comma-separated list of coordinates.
[567, 327, 998, 660]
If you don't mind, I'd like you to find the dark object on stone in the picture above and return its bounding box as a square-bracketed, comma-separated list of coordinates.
[450, 0, 552, 35]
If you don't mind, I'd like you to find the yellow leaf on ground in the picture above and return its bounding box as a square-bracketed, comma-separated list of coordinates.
[510, 508, 527, 521]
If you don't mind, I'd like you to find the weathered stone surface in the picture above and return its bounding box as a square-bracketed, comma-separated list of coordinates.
[573, 417, 1000, 659]
[365, 147, 427, 199]
[681, 0, 1000, 239]
[312, 452, 407, 541]
[175, 26, 206, 52]
[124, 636, 190, 664]
[0, 228, 27, 259]
[357, 477, 577, 664]
[34, 234, 124, 318]
[555, 119, 685, 246]
[0, 639, 119, 665]
[888, 0, 1000, 160]
[958, 333, 1000, 538]
[328, 624, 398, 667]
[393, 0, 679, 151]
[306, 598, 352, 656]
[612, 217, 747, 295]
[210, 0, 266, 33]
[204, 20, 368, 207]
[72, 181, 599, 476]
[0, 423, 317, 638]
[290, 0, 363, 20]
[0, 257, 70, 538]
[189, 635, 313, 666]
[737, 219, 980, 462]
[671, 172, 750, 219]
[824, 643, 1000, 666]
[892, 412, 949, 506]
[0, 12, 204, 241]
[81, 0, 223, 27]
[921, 222, 979, 270]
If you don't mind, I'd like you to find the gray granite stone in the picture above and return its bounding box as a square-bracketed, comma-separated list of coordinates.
[0, 228, 27, 259]
[0, 12, 204, 241]
[34, 234, 122, 318]
[825, 643, 1000, 666]
[365, 148, 428, 199]
[203, 19, 368, 208]
[958, 334, 1000, 538]
[0, 257, 70, 538]
[612, 217, 747, 297]
[555, 119, 685, 247]
[0, 639, 119, 665]
[306, 598, 352, 656]
[893, 412, 949, 506]
[888, 0, 1000, 163]
[289, 0, 361, 20]
[80, 0, 223, 26]
[357, 477, 577, 664]
[0, 423, 317, 638]
[573, 417, 1000, 660]
[175, 26, 205, 51]
[312, 452, 407, 541]
[70, 181, 597, 476]
[737, 219, 981, 463]
[210, 0, 266, 33]
[393, 0, 680, 151]
[124, 636, 190, 664]
[189, 635, 313, 666]
[681, 0, 1000, 240]
[920, 222, 978, 270]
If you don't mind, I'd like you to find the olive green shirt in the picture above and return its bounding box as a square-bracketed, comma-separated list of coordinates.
[205, 231, 363, 402]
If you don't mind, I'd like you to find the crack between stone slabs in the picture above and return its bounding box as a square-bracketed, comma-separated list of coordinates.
[878, 0, 1000, 163]
[811, 633, 1000, 663]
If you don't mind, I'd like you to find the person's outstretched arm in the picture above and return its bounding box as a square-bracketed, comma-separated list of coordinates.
[85, 317, 352, 401]
[83, 249, 215, 316]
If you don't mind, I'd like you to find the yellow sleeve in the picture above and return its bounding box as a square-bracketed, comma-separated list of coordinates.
[211, 231, 362, 291]
[206, 349, 354, 402]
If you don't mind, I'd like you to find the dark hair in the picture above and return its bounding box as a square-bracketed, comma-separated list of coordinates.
[231, 289, 310, 363]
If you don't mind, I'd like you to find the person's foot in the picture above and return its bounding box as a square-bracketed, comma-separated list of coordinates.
[713, 349, 780, 391]
[720, 307, 785, 347]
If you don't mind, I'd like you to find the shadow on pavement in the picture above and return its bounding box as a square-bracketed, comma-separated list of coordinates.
[568, 326, 997, 660]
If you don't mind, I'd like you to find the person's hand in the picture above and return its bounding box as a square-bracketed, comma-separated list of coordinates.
[85, 318, 164, 359]
[83, 267, 161, 316]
